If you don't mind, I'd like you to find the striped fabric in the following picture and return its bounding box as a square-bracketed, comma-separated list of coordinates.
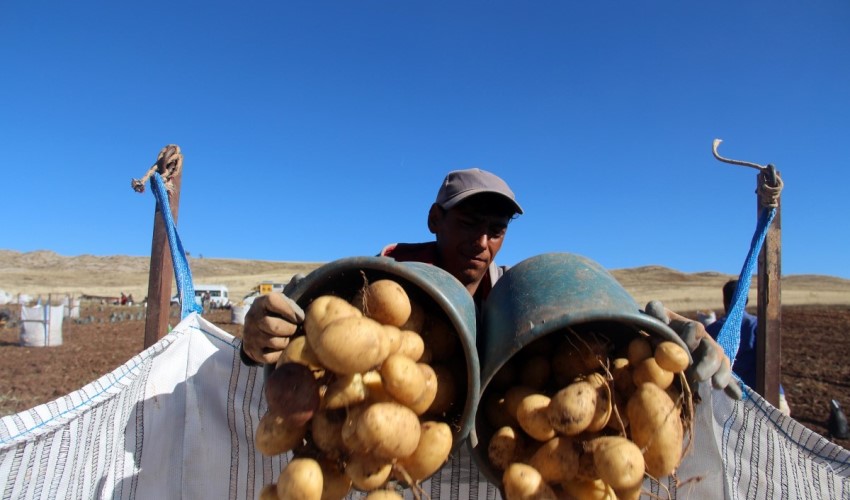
[1, 314, 848, 499]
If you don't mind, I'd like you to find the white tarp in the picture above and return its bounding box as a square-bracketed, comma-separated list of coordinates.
[19, 305, 63, 347]
[0, 290, 11, 305]
[0, 313, 848, 499]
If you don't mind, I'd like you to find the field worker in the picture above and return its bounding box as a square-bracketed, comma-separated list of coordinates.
[239, 168, 738, 397]
[707, 279, 790, 413]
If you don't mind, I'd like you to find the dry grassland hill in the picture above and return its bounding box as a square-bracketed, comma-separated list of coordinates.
[1, 250, 848, 312]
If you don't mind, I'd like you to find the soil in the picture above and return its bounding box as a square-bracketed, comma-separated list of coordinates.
[0, 302, 848, 451]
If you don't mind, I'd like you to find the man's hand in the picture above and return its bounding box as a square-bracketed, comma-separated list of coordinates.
[242, 292, 305, 365]
[645, 300, 742, 399]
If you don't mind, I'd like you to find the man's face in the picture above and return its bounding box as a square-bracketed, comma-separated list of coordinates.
[430, 196, 514, 288]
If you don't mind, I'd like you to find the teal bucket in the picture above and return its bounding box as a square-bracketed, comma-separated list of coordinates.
[468, 252, 691, 485]
[286, 256, 481, 450]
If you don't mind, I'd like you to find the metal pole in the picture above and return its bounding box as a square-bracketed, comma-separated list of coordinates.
[756, 169, 782, 407]
[142, 157, 184, 349]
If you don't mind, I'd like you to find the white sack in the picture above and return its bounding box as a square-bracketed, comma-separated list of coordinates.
[231, 304, 249, 325]
[19, 305, 63, 346]
[1, 313, 848, 499]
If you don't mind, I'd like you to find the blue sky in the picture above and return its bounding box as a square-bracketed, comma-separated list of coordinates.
[2, 2, 848, 279]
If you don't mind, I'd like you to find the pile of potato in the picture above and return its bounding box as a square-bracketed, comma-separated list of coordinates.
[257, 278, 467, 500]
[481, 328, 694, 500]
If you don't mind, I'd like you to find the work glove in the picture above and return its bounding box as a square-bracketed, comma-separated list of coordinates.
[240, 275, 306, 366]
[645, 300, 742, 400]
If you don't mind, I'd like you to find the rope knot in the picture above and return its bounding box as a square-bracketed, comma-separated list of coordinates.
[131, 145, 184, 194]
[757, 170, 783, 208]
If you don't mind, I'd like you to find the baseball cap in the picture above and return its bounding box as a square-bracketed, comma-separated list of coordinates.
[435, 168, 524, 215]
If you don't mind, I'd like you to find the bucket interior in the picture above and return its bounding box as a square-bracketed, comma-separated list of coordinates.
[470, 317, 678, 486]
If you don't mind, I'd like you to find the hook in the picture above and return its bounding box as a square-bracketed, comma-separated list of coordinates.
[713, 139, 781, 190]
[712, 139, 767, 171]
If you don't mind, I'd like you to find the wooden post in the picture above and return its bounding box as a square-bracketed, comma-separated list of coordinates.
[143, 169, 183, 349]
[756, 170, 782, 407]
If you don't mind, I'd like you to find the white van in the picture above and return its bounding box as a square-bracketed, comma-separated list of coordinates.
[193, 284, 230, 308]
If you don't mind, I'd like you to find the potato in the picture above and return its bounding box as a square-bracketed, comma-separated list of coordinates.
[419, 315, 460, 361]
[551, 337, 609, 385]
[551, 342, 589, 386]
[364, 491, 403, 500]
[345, 453, 393, 491]
[304, 295, 362, 339]
[259, 483, 278, 500]
[310, 316, 387, 375]
[340, 405, 367, 452]
[310, 409, 346, 458]
[527, 436, 580, 483]
[265, 362, 321, 426]
[516, 394, 556, 442]
[319, 461, 352, 500]
[362, 370, 394, 404]
[502, 463, 558, 500]
[380, 354, 426, 407]
[395, 421, 453, 482]
[611, 357, 635, 397]
[560, 478, 615, 500]
[488, 425, 525, 471]
[588, 436, 645, 491]
[323, 373, 367, 410]
[401, 299, 426, 332]
[585, 377, 612, 433]
[627, 382, 684, 478]
[426, 364, 457, 416]
[654, 341, 689, 373]
[574, 445, 599, 482]
[632, 357, 674, 390]
[396, 329, 425, 361]
[409, 363, 438, 415]
[627, 337, 653, 365]
[547, 381, 596, 436]
[256, 411, 307, 456]
[277, 457, 323, 500]
[356, 402, 422, 459]
[277, 335, 324, 371]
[355, 279, 411, 327]
[504, 385, 537, 422]
[381, 325, 404, 356]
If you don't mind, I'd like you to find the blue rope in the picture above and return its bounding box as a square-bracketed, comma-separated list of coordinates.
[150, 172, 202, 319]
[715, 207, 777, 365]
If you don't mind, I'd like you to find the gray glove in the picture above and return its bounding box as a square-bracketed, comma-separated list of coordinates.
[645, 300, 742, 400]
[241, 286, 306, 366]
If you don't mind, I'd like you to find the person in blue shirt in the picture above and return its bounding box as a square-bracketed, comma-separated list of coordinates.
[706, 279, 790, 415]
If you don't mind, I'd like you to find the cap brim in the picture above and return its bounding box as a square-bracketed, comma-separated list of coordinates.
[440, 188, 524, 215]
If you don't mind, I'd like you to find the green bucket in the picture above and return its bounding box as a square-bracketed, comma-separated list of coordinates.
[468, 252, 691, 485]
[285, 255, 481, 450]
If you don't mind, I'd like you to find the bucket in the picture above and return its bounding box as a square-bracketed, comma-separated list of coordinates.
[284, 255, 481, 451]
[468, 252, 692, 486]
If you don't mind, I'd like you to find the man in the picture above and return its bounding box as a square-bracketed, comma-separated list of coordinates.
[240, 168, 735, 396]
[707, 279, 789, 413]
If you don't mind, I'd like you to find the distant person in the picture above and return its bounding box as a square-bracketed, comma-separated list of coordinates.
[706, 279, 791, 415]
